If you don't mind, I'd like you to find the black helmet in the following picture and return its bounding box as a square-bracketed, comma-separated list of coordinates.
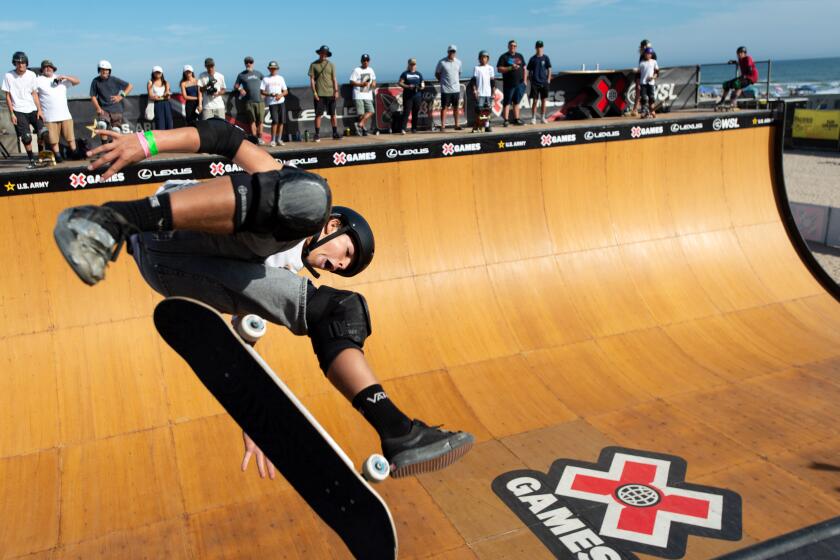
[12, 51, 28, 65]
[737, 46, 747, 54]
[302, 206, 375, 278]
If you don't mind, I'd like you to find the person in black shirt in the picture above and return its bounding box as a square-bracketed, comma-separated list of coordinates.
[527, 40, 552, 124]
[496, 40, 527, 126]
[398, 58, 425, 134]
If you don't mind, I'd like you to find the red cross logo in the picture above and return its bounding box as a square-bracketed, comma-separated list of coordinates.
[209, 162, 225, 177]
[69, 173, 87, 188]
[442, 143, 455, 156]
[555, 452, 722, 548]
[333, 152, 347, 166]
[631, 126, 642, 138]
[540, 134, 552, 147]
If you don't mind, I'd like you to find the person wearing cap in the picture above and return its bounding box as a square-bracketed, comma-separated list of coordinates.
[626, 39, 657, 117]
[349, 54, 377, 136]
[497, 39, 527, 126]
[527, 40, 552, 124]
[180, 65, 202, 125]
[148, 66, 174, 130]
[717, 46, 759, 110]
[472, 51, 495, 133]
[35, 59, 79, 162]
[637, 48, 659, 118]
[308, 45, 340, 141]
[235, 56, 265, 142]
[3, 51, 45, 167]
[89, 60, 132, 139]
[435, 45, 463, 131]
[198, 57, 227, 121]
[398, 58, 425, 134]
[261, 61, 288, 146]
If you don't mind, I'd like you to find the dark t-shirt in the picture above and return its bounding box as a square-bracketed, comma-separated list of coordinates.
[235, 70, 264, 103]
[497, 52, 526, 87]
[400, 70, 424, 97]
[89, 76, 129, 113]
[527, 55, 552, 85]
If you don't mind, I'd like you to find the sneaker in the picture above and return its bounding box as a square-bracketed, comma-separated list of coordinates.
[257, 138, 266, 145]
[277, 140, 285, 146]
[381, 419, 474, 478]
[513, 119, 525, 126]
[540, 115, 548, 124]
[361, 128, 368, 136]
[486, 126, 493, 132]
[454, 126, 463, 131]
[53, 205, 139, 286]
[27, 159, 37, 169]
[314, 133, 321, 143]
[502, 120, 509, 128]
[530, 117, 537, 125]
[269, 141, 277, 147]
[332, 131, 341, 140]
[401, 130, 406, 135]
[471, 127, 480, 133]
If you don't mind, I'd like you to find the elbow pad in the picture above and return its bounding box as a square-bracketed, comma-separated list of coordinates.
[196, 118, 246, 159]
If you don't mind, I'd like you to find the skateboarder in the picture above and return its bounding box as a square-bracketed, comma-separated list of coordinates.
[53, 120, 473, 479]
[717, 46, 758, 111]
[472, 51, 495, 133]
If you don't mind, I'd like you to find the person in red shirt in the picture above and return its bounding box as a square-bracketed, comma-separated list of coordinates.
[717, 46, 759, 110]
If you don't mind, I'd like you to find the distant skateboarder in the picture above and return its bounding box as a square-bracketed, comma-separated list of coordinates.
[717, 46, 758, 111]
[53, 120, 474, 478]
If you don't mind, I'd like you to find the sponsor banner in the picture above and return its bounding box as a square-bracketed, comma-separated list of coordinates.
[792, 109, 840, 140]
[0, 113, 780, 197]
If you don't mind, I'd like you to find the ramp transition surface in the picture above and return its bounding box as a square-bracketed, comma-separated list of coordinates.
[1, 123, 839, 559]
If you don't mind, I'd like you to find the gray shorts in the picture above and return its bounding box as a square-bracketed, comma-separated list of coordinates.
[202, 106, 226, 120]
[354, 98, 374, 115]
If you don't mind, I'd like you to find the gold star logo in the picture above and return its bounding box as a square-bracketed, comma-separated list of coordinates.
[86, 118, 100, 138]
[4, 181, 14, 192]
[752, 118, 758, 125]
[498, 140, 506, 149]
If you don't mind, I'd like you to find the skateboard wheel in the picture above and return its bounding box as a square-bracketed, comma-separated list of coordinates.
[362, 454, 390, 482]
[234, 314, 267, 343]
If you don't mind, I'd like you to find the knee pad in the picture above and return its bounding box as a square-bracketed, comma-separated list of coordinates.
[306, 284, 372, 373]
[231, 168, 331, 241]
[21, 132, 32, 145]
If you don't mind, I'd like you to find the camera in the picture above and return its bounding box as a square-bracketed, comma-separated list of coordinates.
[52, 78, 60, 86]
[205, 76, 218, 95]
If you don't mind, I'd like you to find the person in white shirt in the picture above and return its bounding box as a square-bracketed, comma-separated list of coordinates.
[260, 61, 289, 146]
[36, 59, 79, 162]
[638, 47, 660, 118]
[198, 57, 227, 120]
[2, 51, 44, 167]
[349, 54, 376, 135]
[472, 51, 496, 132]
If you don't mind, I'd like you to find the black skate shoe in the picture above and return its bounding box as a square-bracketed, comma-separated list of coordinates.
[53, 205, 138, 286]
[382, 419, 474, 478]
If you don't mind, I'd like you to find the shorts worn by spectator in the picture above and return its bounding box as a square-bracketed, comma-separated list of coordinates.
[90, 60, 133, 141]
[235, 56, 265, 141]
[473, 51, 495, 132]
[180, 65, 202, 125]
[3, 51, 45, 166]
[435, 45, 462, 130]
[261, 61, 288, 146]
[36, 59, 80, 161]
[399, 59, 424, 133]
[198, 58, 226, 120]
[308, 45, 340, 141]
[350, 54, 376, 135]
[719, 46, 759, 109]
[527, 41, 552, 124]
[497, 40, 527, 126]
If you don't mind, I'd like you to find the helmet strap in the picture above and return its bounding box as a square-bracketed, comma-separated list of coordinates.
[301, 226, 350, 278]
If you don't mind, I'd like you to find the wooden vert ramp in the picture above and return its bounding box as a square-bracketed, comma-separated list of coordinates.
[1, 122, 839, 559]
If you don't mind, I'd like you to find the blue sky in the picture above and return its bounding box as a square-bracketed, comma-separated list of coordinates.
[1, 0, 837, 95]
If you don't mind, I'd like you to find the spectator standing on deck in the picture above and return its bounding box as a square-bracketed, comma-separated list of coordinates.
[3, 51, 44, 167]
[350, 54, 376, 136]
[90, 60, 132, 140]
[717, 46, 759, 110]
[435, 45, 462, 131]
[308, 45, 341, 142]
[35, 59, 79, 162]
[497, 40, 527, 126]
[627, 39, 656, 117]
[472, 50, 495, 133]
[148, 66, 174, 130]
[198, 58, 226, 120]
[638, 48, 659, 118]
[398, 58, 424, 134]
[235, 56, 265, 142]
[527, 41, 552, 124]
[261, 61, 288, 146]
[180, 65, 202, 125]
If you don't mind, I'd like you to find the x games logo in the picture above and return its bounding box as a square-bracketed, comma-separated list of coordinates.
[493, 447, 741, 559]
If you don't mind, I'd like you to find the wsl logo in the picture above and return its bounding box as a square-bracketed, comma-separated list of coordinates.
[713, 117, 740, 131]
[493, 447, 741, 559]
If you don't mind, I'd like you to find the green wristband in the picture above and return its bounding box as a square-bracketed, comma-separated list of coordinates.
[144, 130, 158, 156]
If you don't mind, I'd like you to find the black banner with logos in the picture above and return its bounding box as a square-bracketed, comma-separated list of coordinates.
[0, 112, 777, 198]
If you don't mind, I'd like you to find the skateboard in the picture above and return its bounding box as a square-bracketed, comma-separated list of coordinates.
[154, 297, 397, 559]
[34, 150, 56, 167]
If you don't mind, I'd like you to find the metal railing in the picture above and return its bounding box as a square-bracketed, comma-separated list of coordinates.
[696, 59, 773, 108]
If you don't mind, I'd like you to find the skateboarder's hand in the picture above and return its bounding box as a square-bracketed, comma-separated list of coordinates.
[242, 431, 276, 480]
[86, 130, 145, 178]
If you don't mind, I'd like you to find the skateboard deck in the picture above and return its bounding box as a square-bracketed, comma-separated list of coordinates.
[154, 297, 397, 559]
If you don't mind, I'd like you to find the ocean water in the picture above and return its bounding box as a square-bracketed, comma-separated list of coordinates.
[699, 56, 840, 95]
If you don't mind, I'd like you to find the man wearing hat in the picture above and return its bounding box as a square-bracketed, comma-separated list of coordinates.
[349, 54, 376, 135]
[235, 56, 265, 141]
[3, 51, 45, 166]
[36, 59, 79, 162]
[435, 45, 463, 131]
[198, 57, 227, 121]
[527, 40, 552, 124]
[89, 59, 132, 140]
[308, 45, 340, 141]
[261, 61, 289, 146]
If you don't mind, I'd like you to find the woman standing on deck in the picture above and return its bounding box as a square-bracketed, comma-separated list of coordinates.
[148, 66, 174, 130]
[180, 65, 202, 125]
